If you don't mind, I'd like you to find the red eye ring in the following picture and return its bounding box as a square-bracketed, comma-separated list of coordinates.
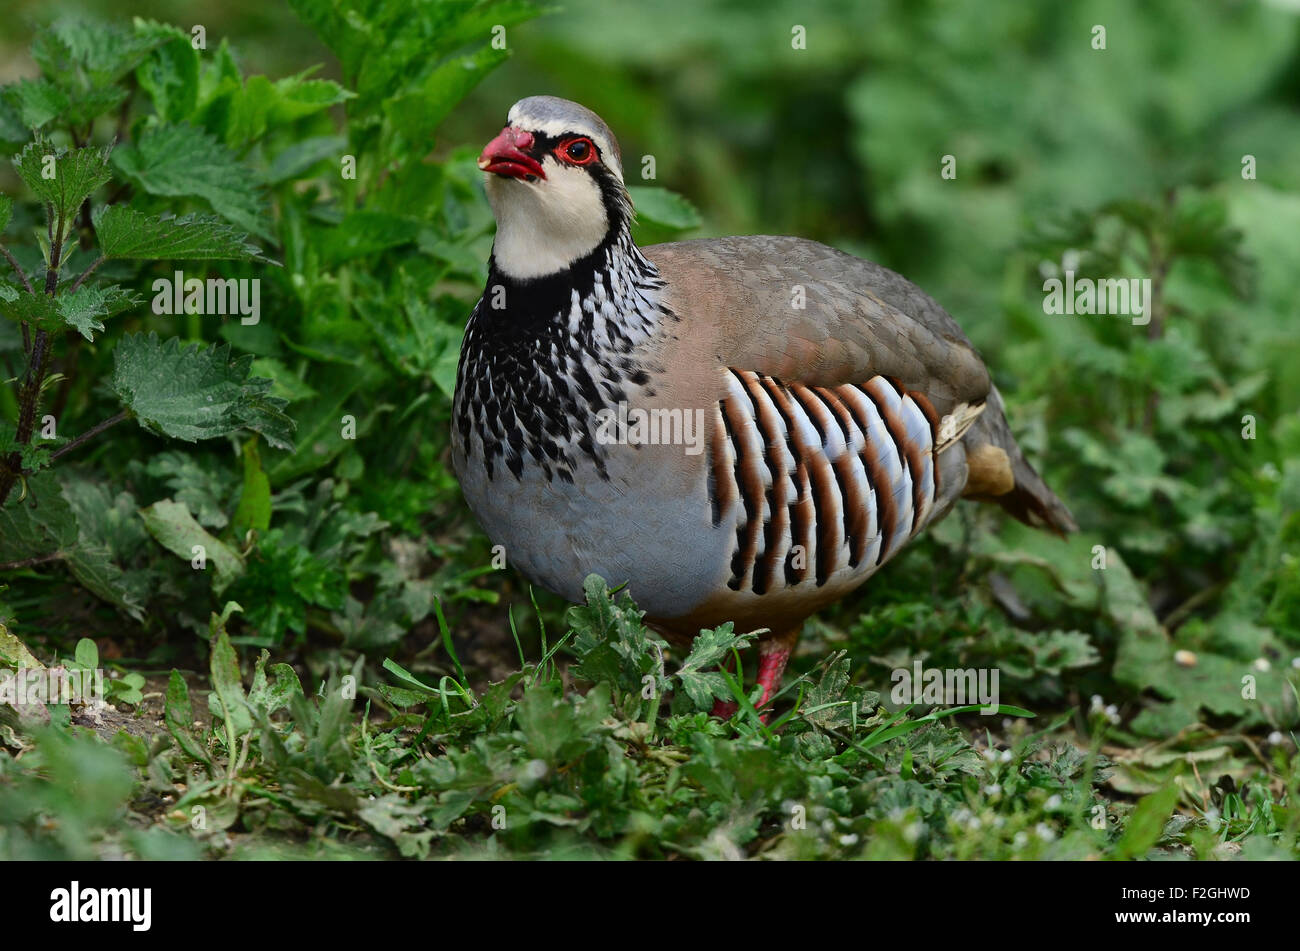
[557, 137, 597, 165]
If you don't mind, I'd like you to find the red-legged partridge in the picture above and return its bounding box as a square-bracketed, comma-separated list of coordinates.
[453, 97, 1076, 715]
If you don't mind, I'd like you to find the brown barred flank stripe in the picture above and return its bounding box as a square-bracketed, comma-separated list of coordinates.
[712, 369, 938, 595]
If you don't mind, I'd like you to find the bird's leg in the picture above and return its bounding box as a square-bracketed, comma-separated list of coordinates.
[754, 628, 800, 714]
[711, 628, 801, 722]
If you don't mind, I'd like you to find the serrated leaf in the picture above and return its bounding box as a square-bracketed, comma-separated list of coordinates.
[675, 623, 756, 709]
[55, 284, 140, 341]
[13, 140, 113, 221]
[111, 124, 271, 239]
[2, 79, 71, 131]
[32, 17, 175, 89]
[0, 290, 60, 331]
[139, 498, 244, 592]
[209, 72, 353, 148]
[0, 195, 12, 234]
[112, 333, 295, 449]
[135, 27, 201, 124]
[93, 206, 270, 262]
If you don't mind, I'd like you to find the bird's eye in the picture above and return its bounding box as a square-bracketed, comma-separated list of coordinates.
[562, 138, 594, 163]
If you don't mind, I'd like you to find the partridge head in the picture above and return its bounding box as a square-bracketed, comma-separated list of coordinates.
[454, 96, 1076, 716]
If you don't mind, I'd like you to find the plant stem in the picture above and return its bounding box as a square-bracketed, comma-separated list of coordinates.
[0, 246, 33, 293]
[48, 410, 129, 462]
[68, 255, 105, 295]
[0, 215, 66, 506]
[0, 552, 63, 572]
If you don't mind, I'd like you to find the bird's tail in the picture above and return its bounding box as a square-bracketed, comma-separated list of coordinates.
[960, 385, 1077, 536]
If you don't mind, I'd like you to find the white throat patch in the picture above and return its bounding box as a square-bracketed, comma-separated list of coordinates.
[486, 159, 610, 280]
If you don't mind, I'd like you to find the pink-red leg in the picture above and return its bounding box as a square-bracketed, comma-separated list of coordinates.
[711, 629, 799, 722]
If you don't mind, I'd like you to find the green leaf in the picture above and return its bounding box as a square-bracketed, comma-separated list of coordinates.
[12, 140, 113, 222]
[0, 472, 145, 619]
[164, 669, 211, 767]
[111, 124, 271, 239]
[55, 284, 141, 341]
[73, 638, 98, 669]
[675, 623, 756, 709]
[0, 620, 43, 670]
[383, 47, 507, 144]
[1113, 784, 1181, 860]
[1, 79, 71, 130]
[0, 195, 12, 234]
[112, 333, 295, 449]
[208, 71, 353, 148]
[0, 472, 78, 562]
[135, 27, 201, 124]
[209, 612, 251, 738]
[93, 206, 270, 262]
[629, 187, 702, 230]
[264, 135, 346, 186]
[32, 17, 175, 90]
[315, 210, 423, 267]
[232, 437, 271, 537]
[247, 649, 303, 716]
[139, 498, 245, 592]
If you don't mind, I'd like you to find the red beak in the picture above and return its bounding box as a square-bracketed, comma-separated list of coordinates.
[478, 126, 546, 181]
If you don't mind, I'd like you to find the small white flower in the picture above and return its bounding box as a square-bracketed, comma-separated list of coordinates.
[982, 747, 999, 761]
[521, 759, 548, 781]
[1089, 694, 1104, 712]
[1268, 731, 1286, 746]
[1045, 794, 1063, 810]
[983, 783, 1002, 798]
[1253, 657, 1271, 672]
[1013, 831, 1029, 848]
[999, 749, 1013, 763]
[1291, 657, 1300, 670]
[1036, 822, 1057, 842]
[838, 833, 860, 847]
[904, 822, 923, 844]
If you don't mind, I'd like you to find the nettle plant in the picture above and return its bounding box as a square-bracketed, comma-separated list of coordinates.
[0, 141, 290, 506]
[0, 8, 698, 653]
